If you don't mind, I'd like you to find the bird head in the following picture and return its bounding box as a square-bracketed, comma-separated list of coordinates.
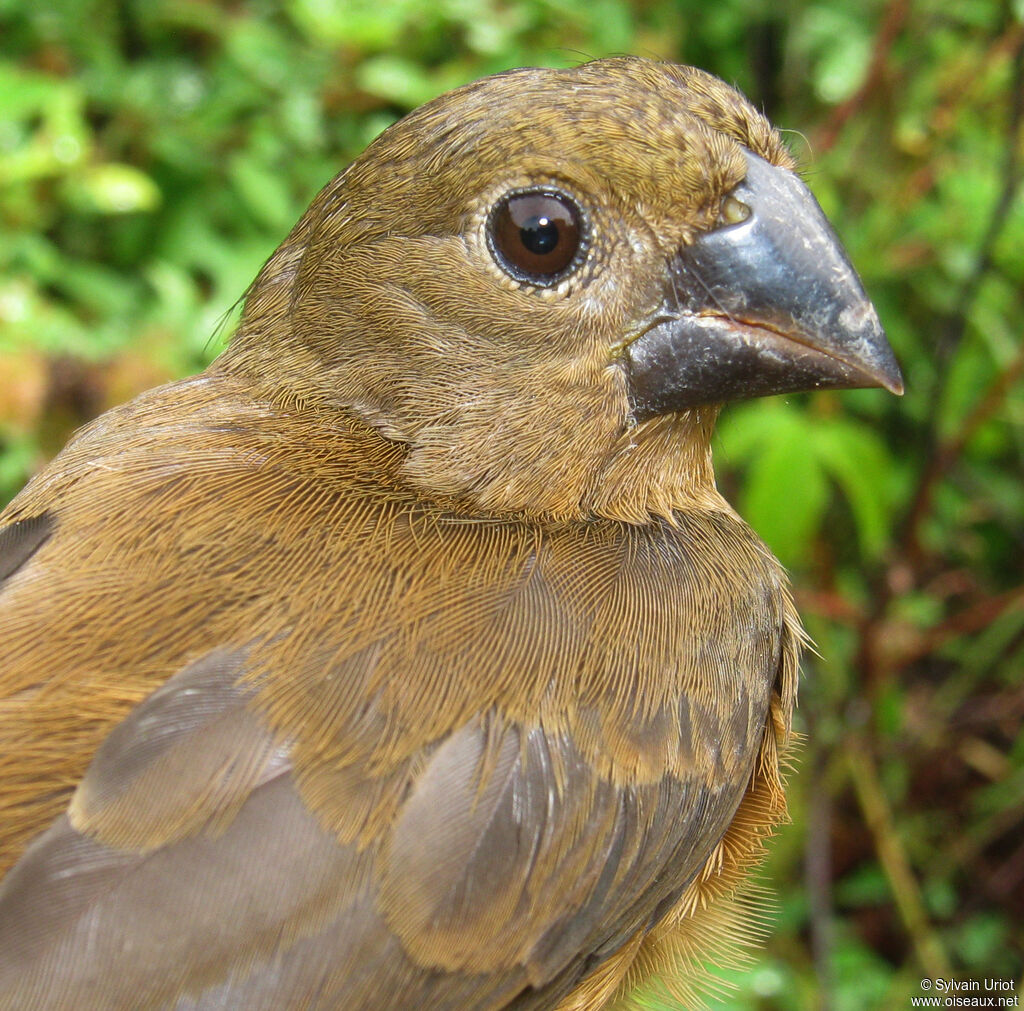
[223, 57, 902, 522]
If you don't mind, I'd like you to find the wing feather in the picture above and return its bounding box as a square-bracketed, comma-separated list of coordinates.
[0, 387, 794, 1009]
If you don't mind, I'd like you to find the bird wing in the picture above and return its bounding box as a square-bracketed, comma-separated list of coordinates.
[0, 645, 767, 1011]
[0, 384, 789, 1010]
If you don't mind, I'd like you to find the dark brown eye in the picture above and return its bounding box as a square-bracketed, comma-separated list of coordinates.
[488, 190, 584, 285]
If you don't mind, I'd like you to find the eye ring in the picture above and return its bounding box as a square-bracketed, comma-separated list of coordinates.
[487, 188, 587, 286]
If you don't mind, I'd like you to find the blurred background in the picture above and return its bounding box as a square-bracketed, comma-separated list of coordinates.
[1, 1, 1021, 1007]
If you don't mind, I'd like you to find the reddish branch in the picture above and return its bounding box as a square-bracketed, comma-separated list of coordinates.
[815, 0, 912, 152]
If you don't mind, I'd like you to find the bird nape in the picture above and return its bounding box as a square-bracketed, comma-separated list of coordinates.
[0, 57, 901, 1010]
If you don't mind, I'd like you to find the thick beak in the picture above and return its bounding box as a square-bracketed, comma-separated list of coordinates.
[624, 150, 904, 420]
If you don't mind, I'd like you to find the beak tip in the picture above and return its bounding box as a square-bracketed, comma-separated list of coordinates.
[845, 305, 904, 395]
[869, 355, 905, 397]
[845, 309, 903, 396]
[863, 326, 905, 396]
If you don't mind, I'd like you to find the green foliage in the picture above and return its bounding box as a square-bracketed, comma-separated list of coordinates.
[718, 399, 896, 565]
[2, 0, 1022, 1007]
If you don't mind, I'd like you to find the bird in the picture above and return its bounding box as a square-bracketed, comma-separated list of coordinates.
[0, 56, 902, 1010]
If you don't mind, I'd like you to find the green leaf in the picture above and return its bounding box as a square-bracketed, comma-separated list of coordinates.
[715, 399, 786, 461]
[62, 163, 161, 214]
[741, 408, 829, 566]
[287, 0, 415, 49]
[228, 154, 296, 230]
[814, 416, 895, 559]
[356, 55, 449, 108]
[0, 65, 69, 119]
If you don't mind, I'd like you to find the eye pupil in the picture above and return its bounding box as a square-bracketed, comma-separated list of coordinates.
[488, 190, 583, 285]
[520, 216, 559, 255]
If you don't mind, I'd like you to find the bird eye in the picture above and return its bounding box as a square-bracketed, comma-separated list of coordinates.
[718, 194, 751, 227]
[488, 190, 584, 285]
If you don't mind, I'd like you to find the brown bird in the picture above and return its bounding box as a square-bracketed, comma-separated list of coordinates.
[0, 57, 901, 1010]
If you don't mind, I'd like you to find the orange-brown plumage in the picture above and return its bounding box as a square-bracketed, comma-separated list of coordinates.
[0, 57, 899, 1009]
